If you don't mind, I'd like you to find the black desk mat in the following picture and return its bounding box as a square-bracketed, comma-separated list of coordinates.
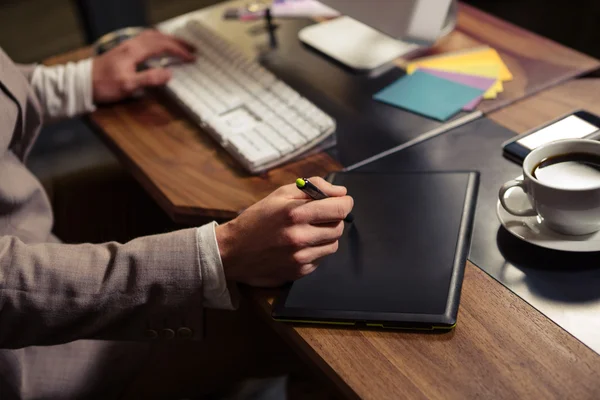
[356, 117, 600, 354]
[197, 12, 476, 166]
[256, 19, 471, 167]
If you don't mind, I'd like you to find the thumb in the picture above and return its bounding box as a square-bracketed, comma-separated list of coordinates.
[132, 68, 172, 91]
[308, 176, 347, 197]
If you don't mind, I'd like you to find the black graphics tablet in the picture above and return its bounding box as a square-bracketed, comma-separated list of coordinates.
[272, 171, 479, 330]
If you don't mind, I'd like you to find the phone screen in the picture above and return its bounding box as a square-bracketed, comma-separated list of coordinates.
[517, 115, 599, 150]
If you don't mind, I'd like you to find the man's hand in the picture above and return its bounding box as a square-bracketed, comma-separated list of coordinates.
[91, 30, 195, 104]
[216, 177, 354, 287]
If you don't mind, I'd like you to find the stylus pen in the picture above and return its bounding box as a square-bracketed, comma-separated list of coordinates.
[296, 178, 354, 223]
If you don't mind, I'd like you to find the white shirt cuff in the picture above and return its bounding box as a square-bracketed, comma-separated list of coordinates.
[31, 58, 96, 120]
[196, 222, 239, 310]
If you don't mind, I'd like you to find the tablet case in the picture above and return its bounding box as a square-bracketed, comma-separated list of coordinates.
[272, 171, 479, 329]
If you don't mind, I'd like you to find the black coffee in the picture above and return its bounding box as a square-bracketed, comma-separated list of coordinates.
[532, 153, 600, 189]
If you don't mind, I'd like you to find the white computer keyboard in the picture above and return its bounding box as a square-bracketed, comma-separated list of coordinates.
[165, 19, 336, 174]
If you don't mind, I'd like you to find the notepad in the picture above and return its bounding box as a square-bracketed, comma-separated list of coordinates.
[419, 68, 496, 111]
[407, 46, 513, 81]
[373, 70, 485, 121]
[426, 63, 503, 99]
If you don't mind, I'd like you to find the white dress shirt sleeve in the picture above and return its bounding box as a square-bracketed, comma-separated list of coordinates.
[30, 58, 96, 121]
[196, 222, 239, 310]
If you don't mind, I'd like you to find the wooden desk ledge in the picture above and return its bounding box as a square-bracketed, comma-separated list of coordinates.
[244, 261, 600, 400]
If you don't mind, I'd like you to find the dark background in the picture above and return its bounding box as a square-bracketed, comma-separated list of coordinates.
[466, 0, 600, 60]
[0, 0, 599, 63]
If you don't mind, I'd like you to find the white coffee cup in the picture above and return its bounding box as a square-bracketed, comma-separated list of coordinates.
[498, 139, 600, 235]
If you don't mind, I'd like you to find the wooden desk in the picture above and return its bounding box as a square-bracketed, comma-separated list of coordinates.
[488, 78, 600, 133]
[243, 80, 600, 400]
[45, 2, 600, 222]
[44, 7, 600, 400]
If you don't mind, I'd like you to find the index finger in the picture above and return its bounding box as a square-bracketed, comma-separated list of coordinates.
[306, 177, 347, 197]
[167, 34, 196, 52]
[276, 177, 348, 200]
[294, 195, 354, 224]
[131, 30, 196, 63]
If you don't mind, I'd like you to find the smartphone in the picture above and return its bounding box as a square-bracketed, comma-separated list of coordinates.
[502, 110, 600, 164]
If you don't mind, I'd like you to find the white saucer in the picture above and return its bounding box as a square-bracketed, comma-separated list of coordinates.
[496, 180, 600, 252]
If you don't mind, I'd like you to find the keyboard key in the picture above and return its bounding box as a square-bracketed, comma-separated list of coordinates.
[189, 64, 237, 106]
[228, 135, 258, 162]
[168, 80, 216, 116]
[279, 107, 303, 125]
[256, 124, 293, 154]
[167, 19, 336, 173]
[296, 121, 321, 140]
[220, 108, 258, 133]
[244, 131, 280, 164]
[268, 120, 306, 148]
[258, 70, 277, 87]
[271, 82, 300, 104]
[205, 116, 236, 142]
[195, 89, 227, 115]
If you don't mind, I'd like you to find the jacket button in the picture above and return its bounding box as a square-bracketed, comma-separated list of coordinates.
[145, 329, 158, 340]
[161, 328, 175, 340]
[177, 327, 193, 339]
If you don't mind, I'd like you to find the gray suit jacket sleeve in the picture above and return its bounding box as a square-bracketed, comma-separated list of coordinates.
[0, 228, 204, 349]
[16, 64, 36, 82]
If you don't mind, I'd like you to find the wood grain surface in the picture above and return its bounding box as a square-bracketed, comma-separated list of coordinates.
[489, 78, 600, 134]
[88, 94, 341, 222]
[245, 261, 600, 400]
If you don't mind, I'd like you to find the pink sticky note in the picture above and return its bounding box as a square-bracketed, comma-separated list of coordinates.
[462, 96, 483, 111]
[419, 68, 496, 111]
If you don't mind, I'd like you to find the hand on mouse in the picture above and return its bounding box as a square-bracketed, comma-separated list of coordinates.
[216, 177, 354, 287]
[91, 30, 195, 104]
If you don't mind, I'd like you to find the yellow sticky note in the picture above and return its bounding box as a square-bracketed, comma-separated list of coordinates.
[422, 63, 502, 99]
[407, 47, 513, 81]
[483, 88, 498, 99]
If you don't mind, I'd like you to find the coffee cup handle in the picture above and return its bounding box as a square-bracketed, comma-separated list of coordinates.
[498, 179, 537, 217]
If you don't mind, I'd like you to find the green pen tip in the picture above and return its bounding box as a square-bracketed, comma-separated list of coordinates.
[296, 178, 306, 188]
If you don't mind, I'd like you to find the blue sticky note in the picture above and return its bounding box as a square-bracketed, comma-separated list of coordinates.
[373, 70, 485, 121]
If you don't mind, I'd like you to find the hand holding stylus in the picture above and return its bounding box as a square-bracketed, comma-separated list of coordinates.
[296, 178, 355, 223]
[216, 177, 353, 287]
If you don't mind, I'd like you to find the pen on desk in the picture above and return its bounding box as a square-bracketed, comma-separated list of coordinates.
[296, 178, 354, 223]
[265, 8, 278, 48]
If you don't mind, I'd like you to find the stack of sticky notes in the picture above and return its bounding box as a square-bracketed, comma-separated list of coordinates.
[373, 46, 512, 121]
